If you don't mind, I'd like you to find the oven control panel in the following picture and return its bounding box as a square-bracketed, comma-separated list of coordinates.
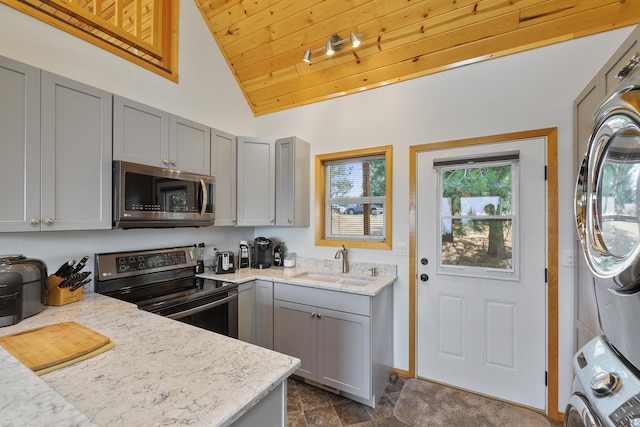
[117, 251, 188, 273]
[95, 246, 197, 280]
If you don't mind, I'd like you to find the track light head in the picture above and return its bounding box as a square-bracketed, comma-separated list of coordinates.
[326, 39, 335, 56]
[303, 49, 311, 63]
[326, 34, 341, 56]
[350, 32, 361, 48]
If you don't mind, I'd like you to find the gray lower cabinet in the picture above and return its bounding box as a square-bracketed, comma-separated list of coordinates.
[236, 137, 276, 226]
[0, 56, 112, 231]
[113, 96, 211, 175]
[273, 282, 392, 407]
[237, 279, 273, 349]
[211, 129, 237, 226]
[275, 137, 310, 227]
[256, 279, 274, 349]
[238, 282, 256, 344]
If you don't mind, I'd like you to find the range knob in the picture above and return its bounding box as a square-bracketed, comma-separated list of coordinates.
[590, 371, 621, 397]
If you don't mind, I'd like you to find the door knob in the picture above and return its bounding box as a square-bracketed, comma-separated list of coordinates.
[420, 274, 429, 282]
[420, 258, 429, 265]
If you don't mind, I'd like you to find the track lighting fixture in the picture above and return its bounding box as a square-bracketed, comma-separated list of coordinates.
[302, 32, 363, 63]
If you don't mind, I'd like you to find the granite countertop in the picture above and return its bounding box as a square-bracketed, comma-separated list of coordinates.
[197, 266, 396, 296]
[0, 293, 300, 427]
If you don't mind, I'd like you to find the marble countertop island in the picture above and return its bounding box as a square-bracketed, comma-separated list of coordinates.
[0, 293, 300, 427]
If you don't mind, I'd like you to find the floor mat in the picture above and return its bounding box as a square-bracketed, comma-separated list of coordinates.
[394, 379, 550, 427]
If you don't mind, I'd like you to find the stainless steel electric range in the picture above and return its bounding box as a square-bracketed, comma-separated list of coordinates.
[95, 246, 237, 338]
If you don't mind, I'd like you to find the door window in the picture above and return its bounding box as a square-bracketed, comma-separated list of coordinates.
[436, 156, 519, 280]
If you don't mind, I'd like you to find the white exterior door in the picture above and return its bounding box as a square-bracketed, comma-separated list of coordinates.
[416, 137, 547, 410]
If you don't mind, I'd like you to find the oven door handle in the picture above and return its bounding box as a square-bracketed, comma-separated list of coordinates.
[166, 292, 238, 320]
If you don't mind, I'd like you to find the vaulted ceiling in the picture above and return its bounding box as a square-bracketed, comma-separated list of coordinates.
[195, 0, 640, 117]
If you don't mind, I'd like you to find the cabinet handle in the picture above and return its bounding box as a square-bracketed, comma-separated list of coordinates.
[30, 218, 40, 225]
[288, 219, 292, 223]
[311, 312, 316, 318]
[163, 159, 170, 165]
[270, 218, 275, 223]
[171, 160, 176, 166]
[316, 313, 322, 319]
[44, 218, 54, 225]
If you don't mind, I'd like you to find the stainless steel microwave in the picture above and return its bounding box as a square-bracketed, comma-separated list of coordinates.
[113, 161, 215, 229]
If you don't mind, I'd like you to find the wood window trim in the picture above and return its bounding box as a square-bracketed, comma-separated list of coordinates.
[315, 145, 393, 250]
[1, 0, 179, 82]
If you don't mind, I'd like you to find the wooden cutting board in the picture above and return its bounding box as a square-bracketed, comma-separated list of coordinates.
[0, 321, 114, 375]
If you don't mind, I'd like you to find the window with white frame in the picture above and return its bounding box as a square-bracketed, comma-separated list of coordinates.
[435, 153, 519, 279]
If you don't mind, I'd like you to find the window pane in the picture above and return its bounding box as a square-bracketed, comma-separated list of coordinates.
[442, 219, 513, 269]
[439, 163, 515, 272]
[328, 158, 386, 198]
[330, 204, 385, 237]
[326, 156, 386, 240]
[442, 165, 512, 216]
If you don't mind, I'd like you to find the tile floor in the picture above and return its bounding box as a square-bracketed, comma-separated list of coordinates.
[285, 376, 565, 427]
[286, 376, 406, 427]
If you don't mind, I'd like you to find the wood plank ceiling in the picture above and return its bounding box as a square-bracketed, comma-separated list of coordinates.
[195, 0, 640, 117]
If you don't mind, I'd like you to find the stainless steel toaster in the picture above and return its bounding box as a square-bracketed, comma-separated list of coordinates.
[0, 255, 47, 327]
[214, 251, 236, 274]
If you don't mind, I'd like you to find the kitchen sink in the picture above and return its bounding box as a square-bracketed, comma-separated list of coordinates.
[292, 271, 342, 283]
[340, 277, 375, 286]
[292, 271, 375, 286]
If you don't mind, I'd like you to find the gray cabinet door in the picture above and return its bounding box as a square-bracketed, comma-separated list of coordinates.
[170, 114, 211, 175]
[0, 57, 40, 231]
[274, 299, 317, 380]
[255, 279, 274, 349]
[317, 307, 370, 399]
[113, 95, 169, 168]
[275, 137, 310, 227]
[238, 281, 256, 344]
[236, 137, 275, 226]
[40, 72, 113, 231]
[211, 129, 237, 226]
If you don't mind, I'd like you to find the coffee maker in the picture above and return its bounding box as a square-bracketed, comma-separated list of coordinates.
[252, 237, 272, 269]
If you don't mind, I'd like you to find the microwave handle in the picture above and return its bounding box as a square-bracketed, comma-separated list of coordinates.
[199, 179, 208, 215]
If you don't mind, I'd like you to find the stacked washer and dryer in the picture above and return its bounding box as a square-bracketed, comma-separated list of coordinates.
[568, 53, 640, 426]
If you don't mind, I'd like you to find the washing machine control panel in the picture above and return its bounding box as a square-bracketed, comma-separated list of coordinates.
[610, 393, 640, 427]
[573, 337, 640, 427]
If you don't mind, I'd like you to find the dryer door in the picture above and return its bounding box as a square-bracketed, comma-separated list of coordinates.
[584, 111, 640, 290]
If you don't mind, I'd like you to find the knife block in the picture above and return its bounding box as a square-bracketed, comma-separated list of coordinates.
[46, 274, 83, 306]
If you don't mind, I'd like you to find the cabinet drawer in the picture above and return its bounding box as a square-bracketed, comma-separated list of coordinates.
[274, 282, 370, 316]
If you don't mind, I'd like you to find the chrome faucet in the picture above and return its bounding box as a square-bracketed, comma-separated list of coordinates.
[335, 244, 348, 273]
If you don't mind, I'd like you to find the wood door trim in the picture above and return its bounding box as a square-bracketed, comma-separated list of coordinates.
[408, 127, 560, 420]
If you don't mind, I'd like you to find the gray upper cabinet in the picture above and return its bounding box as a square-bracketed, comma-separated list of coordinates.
[40, 72, 112, 231]
[169, 115, 211, 176]
[211, 129, 237, 226]
[573, 26, 640, 351]
[236, 137, 276, 226]
[0, 57, 41, 232]
[275, 137, 310, 227]
[0, 55, 111, 232]
[113, 96, 211, 175]
[113, 95, 169, 168]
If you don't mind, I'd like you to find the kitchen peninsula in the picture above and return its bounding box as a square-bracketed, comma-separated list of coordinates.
[0, 293, 300, 427]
